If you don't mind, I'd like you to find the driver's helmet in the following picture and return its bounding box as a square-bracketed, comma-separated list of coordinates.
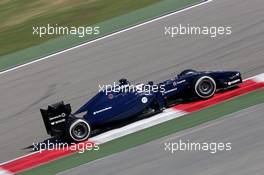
[119, 78, 130, 86]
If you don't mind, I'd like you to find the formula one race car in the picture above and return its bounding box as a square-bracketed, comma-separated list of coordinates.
[41, 69, 242, 142]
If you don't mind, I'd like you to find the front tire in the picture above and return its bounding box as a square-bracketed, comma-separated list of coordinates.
[68, 119, 91, 142]
[194, 76, 216, 99]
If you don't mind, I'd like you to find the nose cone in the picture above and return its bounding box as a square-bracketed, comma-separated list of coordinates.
[224, 71, 241, 78]
[231, 71, 241, 77]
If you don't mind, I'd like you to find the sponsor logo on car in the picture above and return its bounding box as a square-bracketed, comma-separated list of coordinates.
[141, 97, 148, 104]
[51, 118, 66, 125]
[228, 79, 240, 85]
[49, 113, 66, 121]
[93, 107, 112, 115]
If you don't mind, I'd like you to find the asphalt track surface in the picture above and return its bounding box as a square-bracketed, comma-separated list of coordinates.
[0, 0, 264, 163]
[60, 104, 264, 175]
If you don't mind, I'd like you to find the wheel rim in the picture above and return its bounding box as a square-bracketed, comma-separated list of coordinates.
[71, 122, 88, 140]
[195, 76, 216, 99]
[198, 79, 214, 95]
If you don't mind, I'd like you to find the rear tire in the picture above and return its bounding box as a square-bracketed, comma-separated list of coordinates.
[194, 76, 216, 99]
[67, 118, 91, 142]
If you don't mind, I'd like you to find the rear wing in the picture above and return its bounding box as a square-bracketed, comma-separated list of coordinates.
[40, 101, 72, 136]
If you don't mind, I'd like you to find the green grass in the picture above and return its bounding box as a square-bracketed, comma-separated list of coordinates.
[0, 0, 161, 56]
[0, 0, 203, 71]
[19, 89, 264, 175]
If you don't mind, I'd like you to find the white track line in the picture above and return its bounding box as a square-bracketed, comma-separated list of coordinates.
[0, 0, 213, 77]
[91, 109, 186, 144]
[252, 73, 264, 83]
[0, 168, 12, 175]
